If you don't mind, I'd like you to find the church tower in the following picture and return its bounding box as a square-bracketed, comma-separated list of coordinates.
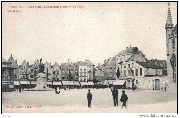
[165, 2, 177, 83]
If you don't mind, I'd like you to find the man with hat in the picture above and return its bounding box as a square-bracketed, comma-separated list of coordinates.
[120, 90, 128, 108]
[112, 86, 119, 106]
[87, 89, 92, 108]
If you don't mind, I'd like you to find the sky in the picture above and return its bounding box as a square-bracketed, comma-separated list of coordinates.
[2, 2, 177, 66]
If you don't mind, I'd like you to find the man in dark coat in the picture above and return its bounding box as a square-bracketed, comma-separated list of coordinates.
[19, 86, 22, 93]
[87, 89, 92, 108]
[120, 90, 128, 108]
[112, 87, 118, 106]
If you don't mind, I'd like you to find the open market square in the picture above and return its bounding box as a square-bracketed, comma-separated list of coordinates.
[2, 88, 177, 113]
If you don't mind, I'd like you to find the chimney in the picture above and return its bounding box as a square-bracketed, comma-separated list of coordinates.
[130, 45, 131, 48]
[15, 60, 17, 64]
[11, 54, 12, 57]
[98, 63, 100, 67]
[27, 62, 29, 66]
[104, 59, 106, 63]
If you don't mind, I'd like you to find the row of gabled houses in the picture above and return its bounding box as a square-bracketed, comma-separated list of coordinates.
[16, 59, 95, 82]
[2, 46, 167, 91]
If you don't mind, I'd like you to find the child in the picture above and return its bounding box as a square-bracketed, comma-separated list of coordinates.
[120, 90, 128, 108]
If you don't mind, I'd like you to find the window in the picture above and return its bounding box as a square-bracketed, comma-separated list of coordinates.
[132, 70, 134, 76]
[128, 70, 131, 75]
[140, 68, 142, 76]
[128, 64, 130, 68]
[124, 64, 126, 68]
[124, 70, 126, 76]
[136, 69, 138, 76]
[132, 63, 134, 67]
[84, 69, 86, 71]
[80, 69, 82, 71]
[84, 78, 86, 81]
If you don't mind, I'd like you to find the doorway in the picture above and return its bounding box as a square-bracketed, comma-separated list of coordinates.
[155, 79, 160, 90]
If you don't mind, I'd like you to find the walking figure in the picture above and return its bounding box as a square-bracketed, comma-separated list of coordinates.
[19, 86, 22, 93]
[132, 85, 136, 91]
[87, 89, 92, 108]
[112, 86, 118, 106]
[120, 90, 128, 109]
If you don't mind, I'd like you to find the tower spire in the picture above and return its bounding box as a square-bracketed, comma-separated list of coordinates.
[166, 2, 173, 26]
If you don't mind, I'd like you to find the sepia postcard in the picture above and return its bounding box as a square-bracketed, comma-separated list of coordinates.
[1, 1, 178, 115]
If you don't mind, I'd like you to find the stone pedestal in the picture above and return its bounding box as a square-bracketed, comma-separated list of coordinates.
[33, 73, 50, 91]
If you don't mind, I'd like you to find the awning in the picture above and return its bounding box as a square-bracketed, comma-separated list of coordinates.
[87, 82, 94, 86]
[14, 81, 20, 85]
[74, 81, 80, 86]
[46, 81, 52, 85]
[80, 82, 89, 86]
[53, 81, 62, 85]
[19, 81, 30, 85]
[113, 80, 126, 85]
[62, 81, 74, 85]
[103, 80, 109, 85]
[30, 81, 37, 85]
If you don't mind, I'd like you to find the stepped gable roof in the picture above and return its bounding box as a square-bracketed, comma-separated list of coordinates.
[137, 62, 162, 69]
[8, 54, 14, 62]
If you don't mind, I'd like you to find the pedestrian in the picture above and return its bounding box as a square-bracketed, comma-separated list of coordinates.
[19, 86, 22, 93]
[112, 86, 118, 106]
[55, 90, 60, 94]
[120, 90, 128, 109]
[87, 89, 92, 108]
[164, 86, 166, 91]
[132, 85, 136, 91]
[163, 80, 168, 92]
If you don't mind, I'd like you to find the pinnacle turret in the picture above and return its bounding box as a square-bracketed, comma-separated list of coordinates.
[166, 2, 174, 28]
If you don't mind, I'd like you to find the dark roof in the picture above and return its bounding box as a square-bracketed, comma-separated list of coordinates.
[137, 62, 162, 69]
[127, 54, 140, 61]
[116, 47, 141, 57]
[148, 59, 167, 68]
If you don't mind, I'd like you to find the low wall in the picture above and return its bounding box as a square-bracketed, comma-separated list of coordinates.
[135, 76, 168, 90]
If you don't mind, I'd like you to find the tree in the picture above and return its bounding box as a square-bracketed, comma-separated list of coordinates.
[116, 67, 120, 79]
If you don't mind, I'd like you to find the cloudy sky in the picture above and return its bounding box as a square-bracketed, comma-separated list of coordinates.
[2, 2, 177, 66]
